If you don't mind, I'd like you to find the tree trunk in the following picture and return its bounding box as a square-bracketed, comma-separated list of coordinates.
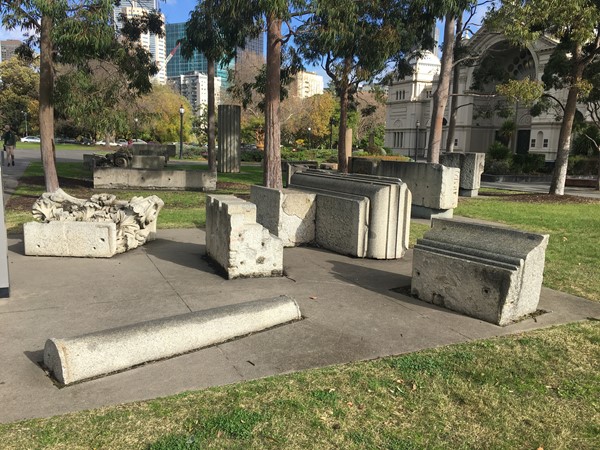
[428, 13, 456, 163]
[337, 57, 352, 174]
[445, 15, 463, 154]
[207, 58, 217, 175]
[263, 13, 283, 189]
[550, 54, 584, 195]
[39, 12, 59, 193]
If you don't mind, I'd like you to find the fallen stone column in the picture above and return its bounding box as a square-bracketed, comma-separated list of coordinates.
[411, 218, 549, 326]
[44, 295, 302, 385]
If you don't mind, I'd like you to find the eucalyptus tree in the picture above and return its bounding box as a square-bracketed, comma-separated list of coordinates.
[297, 0, 436, 172]
[425, 0, 477, 164]
[219, 0, 308, 188]
[0, 0, 162, 192]
[0, 55, 39, 132]
[487, 0, 600, 195]
[181, 0, 241, 174]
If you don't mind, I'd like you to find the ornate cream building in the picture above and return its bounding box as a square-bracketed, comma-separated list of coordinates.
[385, 29, 574, 161]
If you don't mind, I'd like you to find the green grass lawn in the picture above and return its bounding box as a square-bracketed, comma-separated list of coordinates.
[455, 195, 600, 302]
[0, 322, 597, 449]
[2, 166, 599, 448]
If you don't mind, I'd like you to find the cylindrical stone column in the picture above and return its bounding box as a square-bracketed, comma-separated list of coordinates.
[217, 105, 241, 173]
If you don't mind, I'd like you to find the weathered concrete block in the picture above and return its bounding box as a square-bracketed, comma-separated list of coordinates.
[93, 168, 216, 191]
[377, 161, 460, 212]
[411, 218, 549, 326]
[206, 195, 283, 279]
[440, 152, 485, 197]
[24, 221, 117, 258]
[44, 295, 302, 385]
[316, 192, 369, 257]
[131, 144, 176, 162]
[290, 171, 410, 259]
[348, 157, 378, 175]
[131, 155, 166, 170]
[250, 185, 316, 247]
[281, 161, 318, 187]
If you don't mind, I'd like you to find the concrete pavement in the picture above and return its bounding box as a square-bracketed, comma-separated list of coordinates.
[1, 154, 599, 423]
[1, 228, 599, 423]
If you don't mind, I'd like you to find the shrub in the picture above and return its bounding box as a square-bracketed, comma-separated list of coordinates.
[485, 159, 512, 175]
[240, 149, 263, 162]
[487, 142, 512, 160]
[568, 155, 599, 176]
[512, 153, 546, 174]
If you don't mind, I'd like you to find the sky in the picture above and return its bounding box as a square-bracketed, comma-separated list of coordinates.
[0, 1, 488, 85]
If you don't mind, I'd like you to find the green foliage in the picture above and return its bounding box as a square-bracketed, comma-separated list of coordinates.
[496, 78, 545, 106]
[511, 153, 546, 174]
[568, 155, 599, 176]
[572, 125, 600, 156]
[485, 142, 547, 174]
[0, 56, 39, 133]
[240, 148, 264, 162]
[487, 141, 512, 160]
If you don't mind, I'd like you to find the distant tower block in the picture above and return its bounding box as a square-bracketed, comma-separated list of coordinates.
[218, 105, 241, 173]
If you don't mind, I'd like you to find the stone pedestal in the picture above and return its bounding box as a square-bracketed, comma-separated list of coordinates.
[440, 152, 485, 197]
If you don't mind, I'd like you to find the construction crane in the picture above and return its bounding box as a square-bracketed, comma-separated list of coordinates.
[165, 42, 181, 66]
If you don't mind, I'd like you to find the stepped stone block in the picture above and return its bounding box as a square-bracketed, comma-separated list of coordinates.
[206, 195, 283, 279]
[411, 218, 549, 326]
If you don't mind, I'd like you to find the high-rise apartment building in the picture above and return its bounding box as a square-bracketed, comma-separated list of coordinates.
[114, 1, 167, 84]
[289, 71, 324, 99]
[165, 22, 232, 84]
[0, 40, 22, 62]
[170, 72, 222, 112]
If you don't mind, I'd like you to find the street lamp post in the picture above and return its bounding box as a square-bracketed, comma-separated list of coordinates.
[134, 117, 138, 140]
[22, 111, 28, 136]
[179, 105, 185, 159]
[415, 120, 421, 161]
[308, 127, 312, 149]
[329, 118, 334, 149]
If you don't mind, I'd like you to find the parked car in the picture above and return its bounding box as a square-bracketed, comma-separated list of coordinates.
[55, 136, 79, 144]
[116, 139, 129, 147]
[131, 139, 147, 144]
[20, 136, 41, 143]
[95, 140, 118, 146]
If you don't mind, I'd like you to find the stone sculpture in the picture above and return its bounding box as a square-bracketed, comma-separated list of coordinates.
[95, 148, 133, 168]
[31, 189, 164, 254]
